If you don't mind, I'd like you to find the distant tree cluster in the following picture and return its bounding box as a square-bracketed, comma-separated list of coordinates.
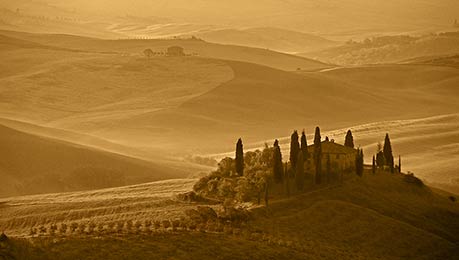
[193, 127, 399, 206]
[373, 133, 397, 173]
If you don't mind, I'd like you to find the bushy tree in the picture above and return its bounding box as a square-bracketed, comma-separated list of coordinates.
[273, 139, 284, 183]
[376, 142, 385, 169]
[301, 130, 309, 159]
[218, 157, 235, 177]
[345, 130, 354, 148]
[235, 138, 244, 176]
[383, 133, 394, 173]
[289, 131, 300, 169]
[314, 127, 322, 184]
[295, 152, 305, 191]
[143, 48, 154, 58]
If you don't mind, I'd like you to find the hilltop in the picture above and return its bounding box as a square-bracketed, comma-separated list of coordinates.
[188, 27, 338, 53]
[0, 169, 458, 259]
[0, 30, 329, 71]
[302, 32, 459, 65]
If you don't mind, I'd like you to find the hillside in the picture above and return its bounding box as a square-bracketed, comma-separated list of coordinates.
[0, 30, 329, 71]
[0, 171, 458, 259]
[302, 32, 459, 65]
[0, 124, 197, 197]
[189, 27, 338, 53]
[1, 33, 458, 191]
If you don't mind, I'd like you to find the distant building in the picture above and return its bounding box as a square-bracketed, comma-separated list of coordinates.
[306, 140, 357, 172]
[166, 46, 185, 56]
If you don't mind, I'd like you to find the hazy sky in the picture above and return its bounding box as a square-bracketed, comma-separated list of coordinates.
[2, 0, 459, 36]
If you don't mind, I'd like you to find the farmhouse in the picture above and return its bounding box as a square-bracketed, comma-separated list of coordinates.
[167, 46, 185, 56]
[307, 140, 357, 172]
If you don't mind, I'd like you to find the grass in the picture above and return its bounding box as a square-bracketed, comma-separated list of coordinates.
[1, 170, 458, 259]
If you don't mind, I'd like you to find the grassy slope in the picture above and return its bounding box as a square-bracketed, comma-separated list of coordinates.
[1, 34, 458, 190]
[127, 62, 459, 153]
[301, 32, 459, 65]
[0, 30, 329, 71]
[1, 172, 458, 259]
[0, 125, 198, 197]
[192, 27, 339, 53]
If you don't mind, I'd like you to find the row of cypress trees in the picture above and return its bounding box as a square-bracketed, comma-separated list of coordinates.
[235, 129, 396, 181]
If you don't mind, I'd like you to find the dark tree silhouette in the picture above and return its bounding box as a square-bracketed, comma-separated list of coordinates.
[345, 130, 354, 148]
[314, 126, 322, 184]
[355, 148, 364, 177]
[284, 162, 290, 197]
[301, 130, 308, 160]
[235, 138, 244, 176]
[143, 48, 154, 58]
[376, 142, 385, 169]
[290, 131, 300, 169]
[326, 153, 331, 183]
[273, 139, 284, 183]
[295, 152, 305, 191]
[398, 155, 402, 173]
[383, 133, 394, 173]
[372, 155, 376, 174]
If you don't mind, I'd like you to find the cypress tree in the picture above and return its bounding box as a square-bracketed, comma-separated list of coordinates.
[372, 155, 376, 174]
[284, 162, 290, 197]
[290, 130, 300, 169]
[295, 152, 305, 191]
[326, 153, 331, 184]
[314, 126, 322, 184]
[273, 139, 284, 183]
[235, 138, 244, 176]
[399, 155, 401, 173]
[383, 133, 394, 173]
[345, 130, 354, 148]
[355, 148, 364, 177]
[301, 130, 308, 159]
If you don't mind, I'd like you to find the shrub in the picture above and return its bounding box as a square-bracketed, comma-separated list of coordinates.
[171, 219, 180, 231]
[134, 221, 142, 232]
[38, 225, 47, 235]
[162, 220, 171, 229]
[49, 224, 57, 235]
[153, 220, 161, 229]
[87, 223, 96, 234]
[115, 222, 124, 233]
[78, 223, 86, 234]
[107, 222, 115, 233]
[70, 222, 78, 233]
[59, 223, 67, 234]
[125, 220, 133, 232]
[97, 223, 105, 233]
[29, 227, 37, 236]
[403, 173, 424, 186]
[144, 220, 152, 231]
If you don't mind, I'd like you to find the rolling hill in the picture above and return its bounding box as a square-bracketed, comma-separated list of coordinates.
[302, 32, 459, 65]
[0, 30, 330, 71]
[187, 27, 339, 53]
[0, 170, 458, 259]
[1, 30, 458, 192]
[0, 124, 201, 197]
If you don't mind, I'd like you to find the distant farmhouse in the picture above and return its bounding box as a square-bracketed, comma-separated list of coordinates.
[167, 46, 185, 56]
[306, 139, 357, 172]
[142, 46, 186, 58]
